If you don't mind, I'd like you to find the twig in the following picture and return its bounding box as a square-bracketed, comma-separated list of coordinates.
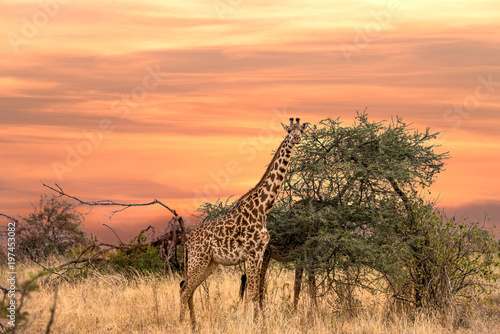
[123, 316, 133, 331]
[102, 223, 124, 245]
[52, 245, 115, 271]
[0, 213, 18, 223]
[0, 284, 9, 294]
[30, 258, 70, 283]
[391, 294, 416, 305]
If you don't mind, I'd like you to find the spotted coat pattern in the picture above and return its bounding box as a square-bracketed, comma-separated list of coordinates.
[179, 119, 309, 327]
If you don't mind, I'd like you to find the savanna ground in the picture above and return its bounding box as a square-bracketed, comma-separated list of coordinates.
[7, 261, 500, 334]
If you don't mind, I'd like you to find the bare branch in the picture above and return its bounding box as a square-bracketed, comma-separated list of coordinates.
[0, 284, 9, 295]
[30, 258, 70, 283]
[41, 182, 179, 218]
[0, 213, 18, 223]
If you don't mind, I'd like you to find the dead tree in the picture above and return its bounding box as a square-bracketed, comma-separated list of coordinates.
[37, 183, 186, 277]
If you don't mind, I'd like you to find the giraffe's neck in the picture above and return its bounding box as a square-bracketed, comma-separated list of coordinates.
[233, 136, 295, 216]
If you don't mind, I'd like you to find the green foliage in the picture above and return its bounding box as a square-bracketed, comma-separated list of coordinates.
[283, 112, 448, 205]
[108, 245, 166, 275]
[17, 194, 90, 261]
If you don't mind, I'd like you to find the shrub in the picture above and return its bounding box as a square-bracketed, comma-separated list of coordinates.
[383, 203, 500, 320]
[108, 245, 166, 275]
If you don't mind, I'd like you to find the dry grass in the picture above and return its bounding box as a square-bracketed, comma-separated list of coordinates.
[6, 263, 500, 334]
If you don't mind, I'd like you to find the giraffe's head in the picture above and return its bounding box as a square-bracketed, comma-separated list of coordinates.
[282, 118, 309, 144]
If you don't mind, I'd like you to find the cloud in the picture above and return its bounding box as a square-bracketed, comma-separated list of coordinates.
[1, 0, 500, 244]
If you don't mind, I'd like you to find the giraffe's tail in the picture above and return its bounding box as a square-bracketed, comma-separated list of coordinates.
[180, 241, 188, 288]
[239, 273, 247, 300]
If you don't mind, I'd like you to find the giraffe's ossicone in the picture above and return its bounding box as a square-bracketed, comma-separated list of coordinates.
[179, 118, 309, 328]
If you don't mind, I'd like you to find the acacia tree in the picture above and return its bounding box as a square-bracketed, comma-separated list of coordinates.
[17, 194, 90, 260]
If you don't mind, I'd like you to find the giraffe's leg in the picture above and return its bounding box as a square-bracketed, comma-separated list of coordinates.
[244, 230, 269, 320]
[244, 256, 262, 319]
[293, 267, 303, 310]
[257, 247, 272, 311]
[180, 254, 218, 328]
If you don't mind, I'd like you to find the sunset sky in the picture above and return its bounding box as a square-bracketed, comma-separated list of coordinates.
[1, 0, 499, 242]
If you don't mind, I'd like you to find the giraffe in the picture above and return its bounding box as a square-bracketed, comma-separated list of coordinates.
[179, 118, 309, 327]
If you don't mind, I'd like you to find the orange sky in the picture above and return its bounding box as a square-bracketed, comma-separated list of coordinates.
[1, 0, 499, 241]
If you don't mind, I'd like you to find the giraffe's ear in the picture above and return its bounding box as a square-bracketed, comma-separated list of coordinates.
[301, 123, 310, 131]
[281, 123, 290, 132]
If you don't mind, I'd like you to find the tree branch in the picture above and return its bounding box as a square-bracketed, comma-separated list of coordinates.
[0, 213, 18, 223]
[30, 258, 70, 283]
[42, 182, 179, 218]
[102, 223, 124, 245]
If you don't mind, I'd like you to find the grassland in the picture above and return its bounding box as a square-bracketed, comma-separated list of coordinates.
[5, 262, 500, 334]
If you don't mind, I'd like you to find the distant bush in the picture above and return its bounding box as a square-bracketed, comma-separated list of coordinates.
[17, 194, 90, 261]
